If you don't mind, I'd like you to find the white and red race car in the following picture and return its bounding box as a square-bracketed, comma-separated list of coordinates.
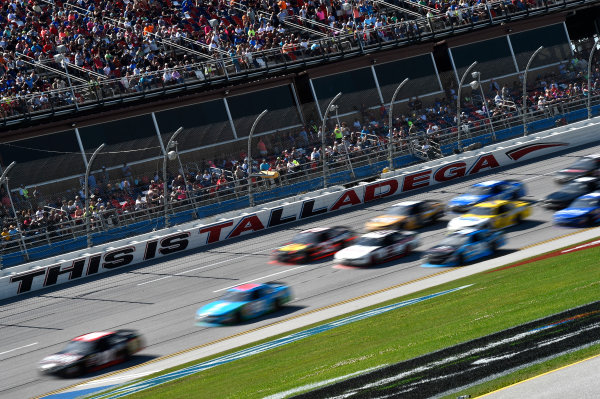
[333, 230, 419, 266]
[38, 330, 145, 376]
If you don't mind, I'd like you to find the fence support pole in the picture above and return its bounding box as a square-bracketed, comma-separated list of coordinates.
[321, 92, 342, 189]
[85, 144, 105, 248]
[523, 46, 543, 136]
[388, 78, 409, 171]
[456, 61, 478, 152]
[248, 109, 268, 208]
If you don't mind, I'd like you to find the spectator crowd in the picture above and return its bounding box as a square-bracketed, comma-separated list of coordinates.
[0, 0, 561, 116]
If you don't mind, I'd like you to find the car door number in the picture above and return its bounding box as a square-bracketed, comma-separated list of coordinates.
[248, 299, 266, 315]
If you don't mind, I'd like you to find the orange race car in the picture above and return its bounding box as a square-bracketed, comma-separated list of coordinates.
[365, 200, 445, 231]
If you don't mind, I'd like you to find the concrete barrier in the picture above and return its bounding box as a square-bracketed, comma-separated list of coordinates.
[1, 117, 599, 300]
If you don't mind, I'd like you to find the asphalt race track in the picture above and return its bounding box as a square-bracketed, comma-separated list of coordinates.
[2, 143, 600, 399]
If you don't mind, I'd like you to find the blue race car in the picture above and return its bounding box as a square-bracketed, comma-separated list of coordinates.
[447, 180, 526, 213]
[553, 192, 600, 227]
[195, 282, 292, 326]
[421, 228, 506, 267]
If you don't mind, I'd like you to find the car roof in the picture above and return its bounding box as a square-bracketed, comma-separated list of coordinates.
[362, 230, 396, 238]
[573, 177, 597, 182]
[474, 180, 501, 187]
[451, 228, 480, 236]
[301, 227, 328, 233]
[392, 201, 419, 206]
[473, 200, 509, 208]
[231, 283, 262, 292]
[72, 332, 114, 342]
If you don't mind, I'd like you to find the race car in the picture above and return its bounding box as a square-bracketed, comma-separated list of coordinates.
[447, 180, 526, 213]
[364, 200, 445, 231]
[553, 192, 600, 227]
[447, 200, 532, 231]
[272, 227, 355, 263]
[542, 177, 599, 210]
[421, 228, 505, 267]
[554, 154, 600, 184]
[38, 330, 145, 376]
[195, 282, 292, 326]
[333, 230, 419, 266]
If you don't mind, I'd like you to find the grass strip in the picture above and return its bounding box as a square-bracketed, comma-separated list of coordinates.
[111, 238, 600, 399]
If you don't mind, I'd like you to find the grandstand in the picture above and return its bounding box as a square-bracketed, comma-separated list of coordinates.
[0, 0, 599, 268]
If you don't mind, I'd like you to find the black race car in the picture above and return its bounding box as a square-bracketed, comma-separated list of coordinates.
[272, 227, 356, 263]
[38, 330, 145, 377]
[543, 177, 599, 209]
[554, 154, 600, 184]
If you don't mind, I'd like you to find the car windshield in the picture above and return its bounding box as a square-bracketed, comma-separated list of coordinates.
[355, 236, 385, 246]
[561, 182, 587, 193]
[221, 291, 250, 302]
[466, 186, 491, 196]
[292, 232, 321, 244]
[567, 158, 595, 171]
[61, 341, 95, 355]
[570, 197, 599, 208]
[439, 235, 469, 247]
[468, 207, 497, 216]
[387, 205, 412, 216]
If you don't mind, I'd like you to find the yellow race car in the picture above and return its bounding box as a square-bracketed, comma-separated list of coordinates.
[447, 200, 533, 232]
[365, 200, 445, 231]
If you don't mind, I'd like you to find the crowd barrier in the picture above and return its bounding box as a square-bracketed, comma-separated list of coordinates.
[1, 116, 599, 300]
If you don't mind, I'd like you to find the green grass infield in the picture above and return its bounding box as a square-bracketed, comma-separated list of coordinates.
[109, 238, 600, 399]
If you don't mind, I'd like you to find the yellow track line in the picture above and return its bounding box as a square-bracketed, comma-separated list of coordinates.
[476, 353, 600, 398]
[35, 267, 458, 398]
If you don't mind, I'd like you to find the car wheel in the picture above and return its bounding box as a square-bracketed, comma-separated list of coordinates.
[370, 254, 378, 266]
[303, 251, 312, 263]
[514, 213, 521, 224]
[405, 243, 412, 255]
[456, 253, 464, 266]
[490, 240, 497, 253]
[234, 311, 243, 324]
[66, 364, 84, 377]
[274, 297, 282, 311]
[586, 215, 594, 226]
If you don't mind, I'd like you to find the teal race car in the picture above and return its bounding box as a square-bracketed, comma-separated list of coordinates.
[195, 282, 292, 326]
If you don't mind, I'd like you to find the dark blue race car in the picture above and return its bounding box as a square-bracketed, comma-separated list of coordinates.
[421, 228, 506, 267]
[447, 180, 526, 213]
[553, 192, 600, 227]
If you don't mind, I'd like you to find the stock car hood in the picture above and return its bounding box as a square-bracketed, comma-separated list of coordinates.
[39, 353, 83, 368]
[554, 208, 593, 219]
[196, 301, 246, 317]
[334, 245, 380, 260]
[277, 243, 309, 252]
[429, 245, 458, 255]
[449, 194, 487, 207]
[448, 216, 490, 230]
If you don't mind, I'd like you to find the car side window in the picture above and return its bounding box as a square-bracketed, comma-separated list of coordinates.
[251, 290, 261, 300]
[97, 338, 110, 352]
[319, 232, 329, 241]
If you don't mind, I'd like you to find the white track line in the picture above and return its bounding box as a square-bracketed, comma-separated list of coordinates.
[137, 254, 259, 286]
[213, 266, 305, 292]
[0, 342, 38, 356]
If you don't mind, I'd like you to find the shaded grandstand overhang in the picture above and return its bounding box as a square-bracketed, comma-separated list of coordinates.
[0, 9, 577, 144]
